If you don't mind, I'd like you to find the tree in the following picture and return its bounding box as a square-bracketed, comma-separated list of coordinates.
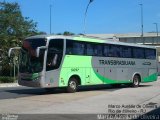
[63, 31, 75, 36]
[0, 2, 39, 47]
[55, 31, 75, 36]
[0, 1, 39, 76]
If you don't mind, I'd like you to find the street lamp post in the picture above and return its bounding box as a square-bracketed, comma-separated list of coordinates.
[83, 0, 94, 35]
[50, 4, 52, 34]
[139, 4, 144, 43]
[153, 23, 159, 44]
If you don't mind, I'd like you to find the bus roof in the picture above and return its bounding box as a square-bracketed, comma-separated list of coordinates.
[26, 35, 156, 49]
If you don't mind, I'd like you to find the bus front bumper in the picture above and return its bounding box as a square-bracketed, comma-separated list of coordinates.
[18, 80, 41, 87]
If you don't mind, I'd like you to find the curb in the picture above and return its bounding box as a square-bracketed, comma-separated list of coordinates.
[0, 83, 19, 88]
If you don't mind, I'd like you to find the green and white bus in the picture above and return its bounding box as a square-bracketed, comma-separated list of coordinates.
[9, 35, 158, 92]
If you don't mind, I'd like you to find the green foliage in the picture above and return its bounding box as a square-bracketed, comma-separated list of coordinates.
[63, 31, 75, 36]
[56, 31, 75, 36]
[0, 1, 38, 48]
[0, 76, 15, 83]
[0, 1, 44, 77]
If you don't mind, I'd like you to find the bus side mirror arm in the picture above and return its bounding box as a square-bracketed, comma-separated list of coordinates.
[36, 46, 47, 57]
[8, 47, 21, 58]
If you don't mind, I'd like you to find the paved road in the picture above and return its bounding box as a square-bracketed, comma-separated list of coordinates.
[0, 80, 160, 120]
[0, 84, 118, 100]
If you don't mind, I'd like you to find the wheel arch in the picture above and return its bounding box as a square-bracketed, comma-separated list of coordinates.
[132, 72, 142, 82]
[68, 74, 81, 86]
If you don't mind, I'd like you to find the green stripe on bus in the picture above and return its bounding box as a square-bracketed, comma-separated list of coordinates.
[74, 37, 105, 43]
[142, 73, 158, 82]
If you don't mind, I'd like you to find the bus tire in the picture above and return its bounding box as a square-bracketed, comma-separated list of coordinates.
[132, 75, 140, 87]
[67, 77, 78, 93]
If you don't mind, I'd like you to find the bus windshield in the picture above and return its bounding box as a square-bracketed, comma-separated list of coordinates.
[19, 39, 46, 73]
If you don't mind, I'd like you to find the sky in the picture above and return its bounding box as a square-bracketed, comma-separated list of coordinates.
[3, 0, 160, 34]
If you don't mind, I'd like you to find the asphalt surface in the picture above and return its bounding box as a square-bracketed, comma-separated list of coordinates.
[0, 81, 159, 120]
[0, 87, 48, 100]
[0, 84, 119, 100]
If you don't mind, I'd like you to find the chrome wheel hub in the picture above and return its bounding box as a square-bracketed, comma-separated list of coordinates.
[134, 77, 139, 85]
[69, 81, 76, 90]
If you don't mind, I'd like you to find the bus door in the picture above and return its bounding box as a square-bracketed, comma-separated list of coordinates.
[45, 39, 64, 87]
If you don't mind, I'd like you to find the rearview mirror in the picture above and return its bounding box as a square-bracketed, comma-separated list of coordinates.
[8, 47, 21, 58]
[36, 46, 47, 57]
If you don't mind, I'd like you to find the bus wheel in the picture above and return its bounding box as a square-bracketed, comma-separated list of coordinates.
[132, 75, 140, 87]
[67, 77, 78, 93]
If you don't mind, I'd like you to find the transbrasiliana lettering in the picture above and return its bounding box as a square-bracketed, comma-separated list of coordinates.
[99, 60, 136, 66]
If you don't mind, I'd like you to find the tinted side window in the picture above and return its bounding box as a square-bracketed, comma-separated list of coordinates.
[94, 44, 103, 56]
[133, 47, 145, 59]
[86, 44, 94, 56]
[104, 45, 110, 57]
[109, 45, 117, 57]
[109, 45, 122, 57]
[103, 44, 122, 57]
[48, 39, 63, 52]
[66, 40, 85, 55]
[145, 49, 156, 59]
[116, 45, 123, 57]
[122, 46, 132, 58]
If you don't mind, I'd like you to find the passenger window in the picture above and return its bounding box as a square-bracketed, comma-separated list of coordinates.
[104, 44, 121, 57]
[145, 49, 156, 59]
[104, 45, 110, 57]
[133, 48, 145, 59]
[109, 45, 122, 57]
[116, 46, 123, 57]
[94, 44, 103, 56]
[66, 40, 85, 55]
[122, 46, 132, 58]
[86, 44, 94, 56]
[109, 45, 116, 57]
